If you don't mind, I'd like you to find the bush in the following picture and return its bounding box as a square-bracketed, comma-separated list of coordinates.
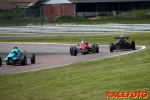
[0, 12, 13, 19]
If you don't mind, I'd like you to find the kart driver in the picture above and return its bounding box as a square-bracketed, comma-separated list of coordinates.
[81, 39, 86, 44]
[118, 35, 126, 43]
[12, 47, 21, 58]
[80, 39, 88, 50]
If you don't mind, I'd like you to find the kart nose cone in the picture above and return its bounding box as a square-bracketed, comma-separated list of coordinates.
[4, 53, 16, 60]
[8, 54, 16, 58]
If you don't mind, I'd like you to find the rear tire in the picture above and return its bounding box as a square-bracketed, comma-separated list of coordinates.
[95, 44, 99, 53]
[31, 54, 36, 64]
[110, 42, 114, 52]
[73, 47, 77, 56]
[70, 47, 73, 56]
[21, 55, 27, 65]
[131, 41, 135, 50]
[91, 44, 95, 53]
[0, 57, 2, 67]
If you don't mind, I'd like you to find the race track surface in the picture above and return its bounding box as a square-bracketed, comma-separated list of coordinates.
[0, 43, 144, 75]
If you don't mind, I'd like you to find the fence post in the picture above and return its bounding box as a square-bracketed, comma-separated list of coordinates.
[40, 4, 43, 26]
[15, 4, 18, 26]
[132, 16, 133, 24]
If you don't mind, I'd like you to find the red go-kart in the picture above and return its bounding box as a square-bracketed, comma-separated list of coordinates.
[70, 43, 99, 56]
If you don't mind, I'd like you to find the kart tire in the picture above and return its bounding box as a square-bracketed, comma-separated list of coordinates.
[131, 41, 135, 50]
[110, 42, 114, 52]
[91, 44, 95, 53]
[95, 44, 99, 53]
[91, 44, 95, 48]
[6, 60, 9, 65]
[31, 54, 36, 64]
[6, 57, 11, 65]
[0, 57, 1, 67]
[73, 47, 77, 56]
[21, 55, 27, 65]
[70, 47, 73, 56]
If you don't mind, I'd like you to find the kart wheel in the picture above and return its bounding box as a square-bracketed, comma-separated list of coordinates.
[6, 57, 11, 65]
[95, 44, 99, 53]
[73, 47, 77, 56]
[91, 44, 95, 53]
[0, 57, 2, 67]
[31, 54, 36, 64]
[21, 55, 27, 65]
[131, 41, 135, 50]
[110, 42, 114, 52]
[70, 47, 73, 56]
[6, 60, 9, 65]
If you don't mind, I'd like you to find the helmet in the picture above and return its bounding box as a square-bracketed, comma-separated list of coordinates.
[120, 35, 123, 37]
[81, 39, 86, 44]
[14, 47, 18, 49]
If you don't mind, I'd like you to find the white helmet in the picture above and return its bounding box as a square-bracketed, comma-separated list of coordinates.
[120, 35, 123, 37]
[81, 39, 85, 44]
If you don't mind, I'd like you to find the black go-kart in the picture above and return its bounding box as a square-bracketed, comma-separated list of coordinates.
[109, 36, 135, 52]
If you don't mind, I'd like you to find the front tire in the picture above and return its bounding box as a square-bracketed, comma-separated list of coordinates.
[95, 44, 99, 53]
[131, 41, 135, 50]
[6, 60, 9, 65]
[91, 44, 95, 53]
[21, 55, 27, 65]
[6, 57, 12, 65]
[31, 54, 36, 64]
[73, 47, 77, 56]
[110, 42, 114, 52]
[70, 47, 73, 56]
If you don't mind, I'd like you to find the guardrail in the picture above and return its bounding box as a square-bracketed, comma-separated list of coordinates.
[0, 24, 150, 34]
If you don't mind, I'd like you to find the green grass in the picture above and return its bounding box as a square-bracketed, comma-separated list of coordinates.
[96, 9, 150, 24]
[51, 9, 150, 24]
[0, 33, 150, 100]
[0, 33, 150, 45]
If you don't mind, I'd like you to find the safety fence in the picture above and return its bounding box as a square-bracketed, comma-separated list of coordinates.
[0, 9, 150, 26]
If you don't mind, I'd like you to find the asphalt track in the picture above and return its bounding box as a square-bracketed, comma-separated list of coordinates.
[0, 42, 144, 75]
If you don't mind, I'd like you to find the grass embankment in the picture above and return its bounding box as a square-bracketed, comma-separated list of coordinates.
[0, 33, 150, 100]
[0, 33, 150, 45]
[53, 9, 150, 24]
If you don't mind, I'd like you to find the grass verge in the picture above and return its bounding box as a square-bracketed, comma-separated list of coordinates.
[0, 33, 150, 100]
[51, 9, 150, 24]
[0, 32, 150, 45]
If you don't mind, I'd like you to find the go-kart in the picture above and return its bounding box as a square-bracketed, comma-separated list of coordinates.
[0, 48, 35, 67]
[109, 36, 135, 52]
[70, 43, 99, 56]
